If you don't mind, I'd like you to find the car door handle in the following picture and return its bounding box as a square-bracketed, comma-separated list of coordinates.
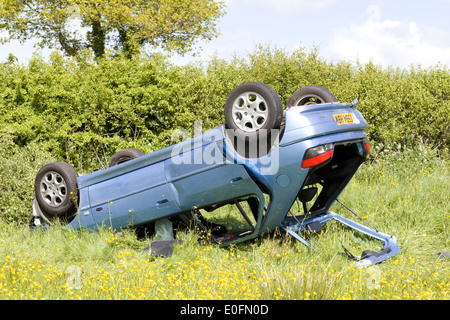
[230, 177, 244, 186]
[156, 199, 169, 208]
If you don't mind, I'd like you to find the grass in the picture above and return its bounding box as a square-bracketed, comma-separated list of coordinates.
[0, 146, 448, 300]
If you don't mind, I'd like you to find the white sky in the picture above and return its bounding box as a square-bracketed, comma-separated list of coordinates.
[2, 0, 450, 68]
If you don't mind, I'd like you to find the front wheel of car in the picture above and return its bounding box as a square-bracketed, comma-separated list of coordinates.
[287, 85, 337, 108]
[108, 148, 146, 167]
[224, 82, 284, 158]
[34, 162, 79, 222]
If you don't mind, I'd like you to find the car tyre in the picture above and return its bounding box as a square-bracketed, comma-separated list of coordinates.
[34, 162, 79, 221]
[108, 148, 146, 167]
[224, 82, 283, 158]
[287, 85, 337, 108]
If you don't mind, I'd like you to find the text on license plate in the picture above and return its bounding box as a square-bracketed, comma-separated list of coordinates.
[333, 113, 355, 125]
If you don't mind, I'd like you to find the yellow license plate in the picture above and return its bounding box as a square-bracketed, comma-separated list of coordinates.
[333, 113, 355, 125]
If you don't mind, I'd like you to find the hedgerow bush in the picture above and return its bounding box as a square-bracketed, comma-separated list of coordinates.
[1, 46, 449, 172]
[0, 134, 55, 223]
[0, 46, 449, 223]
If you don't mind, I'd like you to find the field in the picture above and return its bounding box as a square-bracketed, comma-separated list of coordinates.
[0, 145, 448, 300]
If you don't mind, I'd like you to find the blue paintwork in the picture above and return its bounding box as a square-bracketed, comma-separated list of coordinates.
[35, 101, 401, 265]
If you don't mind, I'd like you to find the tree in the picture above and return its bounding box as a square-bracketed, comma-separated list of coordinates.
[0, 0, 226, 58]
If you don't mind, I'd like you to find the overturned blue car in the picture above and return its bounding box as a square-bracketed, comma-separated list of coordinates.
[30, 82, 400, 266]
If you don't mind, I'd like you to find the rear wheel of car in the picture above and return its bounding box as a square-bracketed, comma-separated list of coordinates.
[34, 162, 79, 222]
[108, 148, 146, 167]
[287, 85, 337, 108]
[224, 82, 284, 157]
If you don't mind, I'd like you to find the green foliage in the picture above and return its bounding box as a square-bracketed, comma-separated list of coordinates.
[0, 46, 449, 223]
[0, 134, 55, 223]
[0, 47, 449, 171]
[0, 52, 188, 171]
[0, 0, 225, 58]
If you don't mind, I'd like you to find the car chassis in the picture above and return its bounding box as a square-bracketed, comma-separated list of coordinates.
[30, 83, 401, 266]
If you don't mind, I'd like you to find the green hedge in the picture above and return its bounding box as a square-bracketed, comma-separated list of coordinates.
[0, 134, 55, 223]
[1, 46, 450, 223]
[1, 47, 449, 170]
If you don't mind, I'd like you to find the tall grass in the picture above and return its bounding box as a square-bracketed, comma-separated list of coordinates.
[0, 146, 448, 300]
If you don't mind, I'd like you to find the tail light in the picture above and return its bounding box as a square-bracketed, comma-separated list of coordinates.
[363, 138, 371, 153]
[301, 143, 334, 168]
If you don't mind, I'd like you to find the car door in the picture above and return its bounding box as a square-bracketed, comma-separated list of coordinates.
[165, 137, 263, 213]
[85, 160, 180, 230]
